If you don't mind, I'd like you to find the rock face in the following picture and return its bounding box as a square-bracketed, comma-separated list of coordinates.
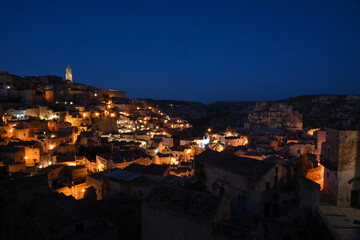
[248, 102, 303, 129]
[148, 94, 360, 131]
[278, 95, 360, 129]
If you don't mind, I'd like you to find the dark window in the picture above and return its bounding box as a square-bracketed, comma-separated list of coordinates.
[275, 167, 278, 174]
[237, 195, 247, 211]
[264, 202, 271, 217]
[351, 190, 359, 207]
[327, 172, 329, 178]
[219, 186, 225, 196]
[75, 223, 84, 232]
[273, 203, 280, 216]
[274, 176, 278, 189]
[266, 182, 270, 190]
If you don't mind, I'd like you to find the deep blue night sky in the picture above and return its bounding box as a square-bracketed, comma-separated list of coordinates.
[1, 1, 360, 103]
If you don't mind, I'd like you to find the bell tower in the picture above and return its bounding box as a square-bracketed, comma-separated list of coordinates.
[65, 64, 72, 82]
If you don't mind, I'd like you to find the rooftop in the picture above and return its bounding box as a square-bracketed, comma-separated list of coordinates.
[124, 163, 169, 176]
[0, 145, 23, 153]
[104, 169, 142, 182]
[146, 186, 220, 220]
[317, 204, 360, 240]
[196, 149, 275, 178]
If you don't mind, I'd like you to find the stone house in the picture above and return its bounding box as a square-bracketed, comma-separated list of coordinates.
[154, 152, 177, 165]
[96, 150, 149, 170]
[0, 145, 25, 165]
[7, 140, 41, 167]
[195, 149, 287, 220]
[322, 128, 360, 207]
[124, 163, 170, 182]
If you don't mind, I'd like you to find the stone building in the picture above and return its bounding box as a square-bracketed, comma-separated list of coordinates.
[322, 128, 360, 207]
[195, 149, 288, 220]
[8, 141, 41, 167]
[96, 150, 149, 170]
[0, 145, 25, 165]
[0, 71, 32, 99]
[65, 65, 72, 82]
[124, 163, 170, 182]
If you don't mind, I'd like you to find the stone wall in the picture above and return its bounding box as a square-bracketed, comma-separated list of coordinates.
[306, 165, 324, 190]
[338, 130, 360, 171]
[336, 170, 360, 207]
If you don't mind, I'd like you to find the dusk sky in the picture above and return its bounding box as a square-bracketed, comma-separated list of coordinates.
[1, 0, 360, 103]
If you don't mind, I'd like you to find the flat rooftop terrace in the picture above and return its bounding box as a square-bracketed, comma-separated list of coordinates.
[317, 204, 360, 240]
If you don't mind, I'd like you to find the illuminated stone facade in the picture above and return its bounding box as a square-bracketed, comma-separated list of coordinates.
[323, 129, 360, 207]
[65, 64, 72, 82]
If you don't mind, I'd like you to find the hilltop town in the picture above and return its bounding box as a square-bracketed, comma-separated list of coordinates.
[0, 67, 359, 240]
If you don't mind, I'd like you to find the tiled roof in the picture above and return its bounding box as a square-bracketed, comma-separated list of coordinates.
[0, 145, 23, 153]
[100, 150, 147, 163]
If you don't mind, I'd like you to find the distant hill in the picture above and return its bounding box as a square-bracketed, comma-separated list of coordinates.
[147, 94, 360, 131]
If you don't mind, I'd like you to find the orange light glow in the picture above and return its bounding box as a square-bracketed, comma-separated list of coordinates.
[241, 137, 249, 146]
[208, 128, 212, 132]
[308, 128, 320, 136]
[111, 113, 115, 117]
[98, 163, 104, 171]
[49, 145, 54, 150]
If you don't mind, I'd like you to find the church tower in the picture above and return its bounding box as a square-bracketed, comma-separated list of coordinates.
[65, 64, 72, 82]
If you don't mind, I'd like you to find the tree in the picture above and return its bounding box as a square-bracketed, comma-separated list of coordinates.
[297, 153, 313, 174]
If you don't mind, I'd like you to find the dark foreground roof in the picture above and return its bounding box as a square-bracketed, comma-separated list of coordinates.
[146, 186, 220, 220]
[196, 149, 275, 178]
[124, 163, 169, 176]
[104, 169, 142, 182]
